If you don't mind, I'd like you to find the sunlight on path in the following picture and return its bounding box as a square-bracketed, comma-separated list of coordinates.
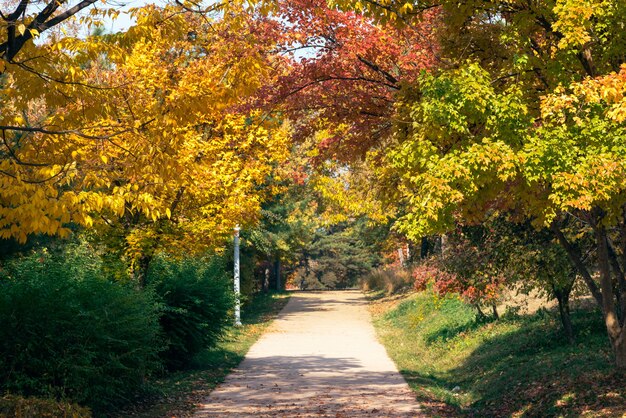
[194, 291, 423, 417]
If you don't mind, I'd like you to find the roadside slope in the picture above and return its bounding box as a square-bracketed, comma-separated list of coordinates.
[371, 291, 625, 417]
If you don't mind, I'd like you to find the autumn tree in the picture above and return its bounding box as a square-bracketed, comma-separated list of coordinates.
[0, 4, 293, 282]
[318, 0, 626, 367]
[258, 0, 439, 161]
[369, 61, 626, 366]
[527, 67, 626, 364]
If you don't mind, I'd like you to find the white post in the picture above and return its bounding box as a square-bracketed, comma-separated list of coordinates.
[397, 246, 405, 267]
[234, 225, 242, 326]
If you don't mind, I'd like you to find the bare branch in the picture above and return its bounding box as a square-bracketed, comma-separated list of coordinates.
[0, 119, 155, 140]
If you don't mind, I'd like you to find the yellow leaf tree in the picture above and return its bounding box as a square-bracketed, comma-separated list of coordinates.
[0, 4, 290, 280]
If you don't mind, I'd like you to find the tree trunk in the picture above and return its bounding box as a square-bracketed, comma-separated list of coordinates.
[605, 239, 626, 322]
[421, 237, 429, 259]
[616, 337, 626, 369]
[551, 223, 603, 307]
[616, 218, 626, 324]
[274, 258, 281, 291]
[263, 266, 270, 293]
[554, 285, 575, 344]
[134, 254, 153, 288]
[491, 304, 499, 320]
[594, 224, 626, 369]
[475, 304, 486, 320]
[441, 234, 448, 256]
[397, 246, 405, 267]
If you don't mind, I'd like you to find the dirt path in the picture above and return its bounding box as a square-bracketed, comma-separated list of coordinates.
[193, 290, 423, 417]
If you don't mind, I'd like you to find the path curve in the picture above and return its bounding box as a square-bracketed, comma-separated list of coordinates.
[194, 290, 423, 417]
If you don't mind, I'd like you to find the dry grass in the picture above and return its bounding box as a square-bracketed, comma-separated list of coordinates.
[360, 267, 413, 295]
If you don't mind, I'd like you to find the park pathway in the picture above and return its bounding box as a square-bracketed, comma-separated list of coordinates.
[193, 290, 423, 417]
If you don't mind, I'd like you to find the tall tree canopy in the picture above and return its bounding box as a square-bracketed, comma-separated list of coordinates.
[3, 0, 626, 369]
[0, 4, 290, 251]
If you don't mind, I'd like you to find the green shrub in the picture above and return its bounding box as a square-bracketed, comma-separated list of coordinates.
[0, 248, 162, 414]
[147, 255, 234, 370]
[0, 394, 92, 418]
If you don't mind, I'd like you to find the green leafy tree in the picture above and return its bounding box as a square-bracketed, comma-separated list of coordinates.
[295, 219, 383, 290]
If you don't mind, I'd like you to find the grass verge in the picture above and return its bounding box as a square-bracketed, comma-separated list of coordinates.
[116, 291, 290, 418]
[370, 291, 625, 417]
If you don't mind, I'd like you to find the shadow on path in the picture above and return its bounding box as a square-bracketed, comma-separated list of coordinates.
[194, 291, 423, 417]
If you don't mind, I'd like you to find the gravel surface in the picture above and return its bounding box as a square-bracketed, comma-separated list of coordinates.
[193, 290, 423, 417]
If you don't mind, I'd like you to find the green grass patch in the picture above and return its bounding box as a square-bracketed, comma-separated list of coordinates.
[114, 291, 290, 418]
[371, 291, 625, 417]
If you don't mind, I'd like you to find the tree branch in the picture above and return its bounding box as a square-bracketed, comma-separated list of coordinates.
[551, 222, 603, 307]
[0, 0, 98, 61]
[356, 54, 399, 86]
[0, 118, 155, 140]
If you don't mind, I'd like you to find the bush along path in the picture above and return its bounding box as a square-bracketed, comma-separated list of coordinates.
[194, 291, 423, 417]
[370, 290, 626, 417]
[115, 291, 290, 418]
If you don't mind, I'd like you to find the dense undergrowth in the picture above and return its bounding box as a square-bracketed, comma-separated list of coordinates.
[0, 243, 252, 417]
[371, 290, 626, 417]
[0, 248, 162, 414]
